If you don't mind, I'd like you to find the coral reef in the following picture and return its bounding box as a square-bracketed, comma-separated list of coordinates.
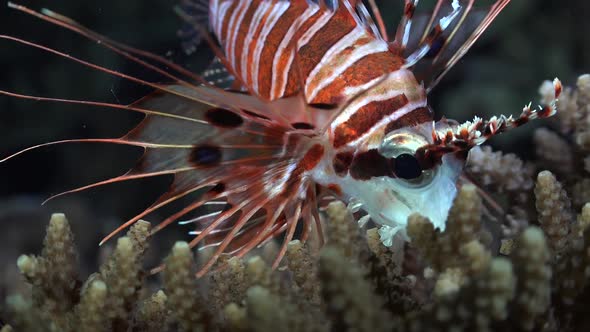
[3, 76, 590, 331]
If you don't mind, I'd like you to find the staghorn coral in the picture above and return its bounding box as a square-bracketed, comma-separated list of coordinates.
[4, 75, 590, 332]
[466, 145, 535, 194]
[407, 183, 488, 277]
[509, 227, 551, 331]
[163, 242, 212, 331]
[285, 240, 321, 306]
[135, 290, 169, 332]
[534, 128, 575, 177]
[404, 257, 515, 332]
[76, 279, 109, 332]
[208, 256, 248, 315]
[576, 203, 590, 236]
[324, 201, 366, 260]
[535, 170, 573, 255]
[319, 246, 393, 332]
[16, 213, 79, 326]
[5, 216, 160, 332]
[2, 185, 590, 331]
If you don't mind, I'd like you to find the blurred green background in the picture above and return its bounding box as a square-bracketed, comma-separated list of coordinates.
[0, 0, 588, 295]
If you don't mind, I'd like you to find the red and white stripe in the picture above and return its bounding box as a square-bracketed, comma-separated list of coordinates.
[210, 0, 428, 148]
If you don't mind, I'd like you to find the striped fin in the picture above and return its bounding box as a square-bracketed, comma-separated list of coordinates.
[394, 0, 511, 92]
[176, 0, 210, 54]
[1, 3, 325, 276]
[201, 57, 237, 89]
[416, 78, 562, 169]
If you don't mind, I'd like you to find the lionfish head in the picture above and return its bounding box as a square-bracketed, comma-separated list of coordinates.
[361, 78, 562, 246]
[353, 122, 462, 247]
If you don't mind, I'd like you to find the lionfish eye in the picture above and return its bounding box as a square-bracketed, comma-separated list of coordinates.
[393, 153, 422, 179]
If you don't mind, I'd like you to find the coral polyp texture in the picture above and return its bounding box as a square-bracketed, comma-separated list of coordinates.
[4, 76, 590, 331]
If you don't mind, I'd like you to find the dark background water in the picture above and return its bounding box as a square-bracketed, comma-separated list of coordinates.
[0, 0, 588, 286]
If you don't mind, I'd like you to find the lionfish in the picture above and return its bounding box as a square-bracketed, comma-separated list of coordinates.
[1, 0, 561, 276]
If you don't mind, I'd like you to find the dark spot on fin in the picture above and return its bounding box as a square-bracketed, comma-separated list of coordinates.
[190, 145, 222, 167]
[309, 103, 338, 110]
[210, 182, 226, 194]
[292, 122, 315, 130]
[205, 108, 244, 128]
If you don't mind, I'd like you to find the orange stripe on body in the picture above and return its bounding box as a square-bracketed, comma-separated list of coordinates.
[231, 2, 258, 77]
[219, 1, 239, 46]
[256, 3, 307, 98]
[299, 144, 325, 171]
[311, 51, 405, 105]
[244, 3, 275, 90]
[278, 8, 327, 98]
[296, 9, 357, 98]
[333, 94, 410, 148]
[225, 0, 250, 66]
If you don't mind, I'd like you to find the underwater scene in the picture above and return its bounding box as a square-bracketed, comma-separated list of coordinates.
[1, 0, 590, 331]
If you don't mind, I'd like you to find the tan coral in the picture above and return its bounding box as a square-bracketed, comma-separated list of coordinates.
[445, 184, 484, 248]
[577, 74, 590, 108]
[4, 294, 46, 332]
[365, 228, 415, 312]
[534, 170, 573, 254]
[459, 240, 491, 276]
[208, 255, 247, 314]
[411, 258, 515, 332]
[467, 146, 534, 193]
[76, 279, 109, 332]
[576, 203, 590, 236]
[571, 178, 590, 210]
[434, 267, 465, 298]
[406, 213, 440, 267]
[223, 303, 248, 331]
[324, 201, 365, 260]
[244, 285, 311, 332]
[555, 226, 590, 306]
[572, 74, 590, 150]
[245, 256, 283, 297]
[100, 236, 142, 326]
[510, 227, 551, 331]
[135, 290, 169, 332]
[286, 240, 321, 306]
[0, 325, 13, 332]
[126, 220, 151, 259]
[163, 242, 212, 332]
[319, 246, 393, 332]
[533, 128, 574, 176]
[407, 184, 486, 273]
[14, 213, 79, 330]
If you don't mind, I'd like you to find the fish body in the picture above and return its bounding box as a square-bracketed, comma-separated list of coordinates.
[207, 0, 463, 237]
[1, 0, 561, 275]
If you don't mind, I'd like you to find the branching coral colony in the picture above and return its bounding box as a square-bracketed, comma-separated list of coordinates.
[3, 76, 590, 332]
